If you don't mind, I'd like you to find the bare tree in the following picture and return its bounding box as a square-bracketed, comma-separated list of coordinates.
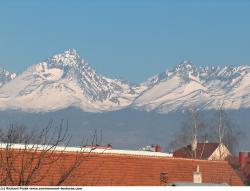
[0, 120, 97, 186]
[167, 106, 205, 156]
[167, 104, 244, 155]
[211, 104, 243, 154]
[218, 102, 225, 144]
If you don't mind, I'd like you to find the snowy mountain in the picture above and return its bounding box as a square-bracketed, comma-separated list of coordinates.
[0, 68, 16, 87]
[0, 49, 142, 112]
[133, 60, 250, 112]
[1, 50, 250, 113]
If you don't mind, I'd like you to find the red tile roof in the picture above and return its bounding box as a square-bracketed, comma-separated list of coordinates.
[173, 143, 220, 159]
[0, 148, 244, 186]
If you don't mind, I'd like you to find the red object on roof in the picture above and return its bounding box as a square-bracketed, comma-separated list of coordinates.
[0, 148, 243, 186]
[155, 144, 161, 152]
[238, 152, 250, 184]
[173, 143, 220, 159]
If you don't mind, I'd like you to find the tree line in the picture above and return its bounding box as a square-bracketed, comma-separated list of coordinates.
[167, 104, 245, 154]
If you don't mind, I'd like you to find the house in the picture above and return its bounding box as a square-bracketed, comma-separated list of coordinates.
[173, 143, 231, 160]
[0, 143, 243, 186]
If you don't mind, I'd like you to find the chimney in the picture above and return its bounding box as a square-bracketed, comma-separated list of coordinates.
[155, 145, 162, 152]
[193, 165, 202, 184]
[204, 135, 208, 143]
[160, 172, 168, 186]
[239, 152, 249, 169]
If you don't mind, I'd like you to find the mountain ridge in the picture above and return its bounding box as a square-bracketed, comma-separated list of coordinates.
[0, 49, 142, 112]
[1, 49, 250, 113]
[0, 68, 16, 87]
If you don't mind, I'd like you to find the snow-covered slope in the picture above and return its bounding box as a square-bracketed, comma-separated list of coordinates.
[1, 50, 250, 113]
[0, 49, 141, 112]
[133, 60, 250, 112]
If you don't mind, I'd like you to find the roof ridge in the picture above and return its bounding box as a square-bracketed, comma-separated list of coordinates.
[0, 143, 230, 163]
[0, 143, 173, 158]
[88, 152, 230, 163]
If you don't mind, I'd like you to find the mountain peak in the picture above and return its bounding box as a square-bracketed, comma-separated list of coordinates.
[175, 60, 194, 71]
[0, 49, 140, 112]
[63, 49, 79, 56]
[49, 49, 82, 67]
[2, 50, 250, 113]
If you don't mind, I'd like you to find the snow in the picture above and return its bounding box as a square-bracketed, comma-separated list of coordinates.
[51, 49, 80, 66]
[0, 143, 173, 157]
[188, 71, 200, 83]
[1, 49, 250, 113]
[134, 72, 208, 112]
[0, 68, 16, 87]
[134, 75, 181, 105]
[133, 63, 250, 112]
[0, 49, 140, 112]
[10, 73, 16, 79]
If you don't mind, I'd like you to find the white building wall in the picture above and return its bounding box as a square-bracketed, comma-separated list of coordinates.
[208, 144, 231, 160]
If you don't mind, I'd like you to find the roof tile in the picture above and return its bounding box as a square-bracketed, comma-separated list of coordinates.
[0, 148, 244, 186]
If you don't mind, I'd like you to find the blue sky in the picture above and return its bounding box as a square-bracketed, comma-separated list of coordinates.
[1, 0, 250, 83]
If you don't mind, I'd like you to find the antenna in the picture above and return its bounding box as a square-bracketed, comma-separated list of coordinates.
[218, 101, 224, 144]
[190, 106, 198, 158]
